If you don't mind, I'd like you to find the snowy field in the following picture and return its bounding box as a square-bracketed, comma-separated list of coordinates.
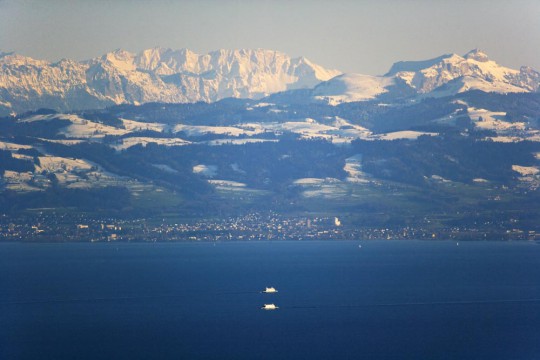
[113, 137, 191, 150]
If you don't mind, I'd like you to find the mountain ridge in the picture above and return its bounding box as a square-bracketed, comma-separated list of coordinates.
[0, 48, 341, 116]
[1, 48, 539, 115]
[310, 49, 540, 105]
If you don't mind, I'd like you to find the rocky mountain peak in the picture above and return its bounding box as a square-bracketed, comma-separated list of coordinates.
[464, 49, 490, 62]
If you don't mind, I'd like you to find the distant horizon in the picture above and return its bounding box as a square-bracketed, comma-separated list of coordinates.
[0, 0, 539, 75]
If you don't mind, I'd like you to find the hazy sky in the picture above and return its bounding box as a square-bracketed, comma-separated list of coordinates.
[0, 0, 539, 75]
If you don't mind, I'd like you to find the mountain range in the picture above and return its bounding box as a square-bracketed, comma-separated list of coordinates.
[0, 48, 538, 116]
[0, 48, 341, 116]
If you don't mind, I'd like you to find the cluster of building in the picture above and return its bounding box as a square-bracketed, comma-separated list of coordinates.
[0, 211, 538, 242]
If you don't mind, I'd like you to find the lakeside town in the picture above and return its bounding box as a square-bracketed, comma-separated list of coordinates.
[1, 211, 539, 242]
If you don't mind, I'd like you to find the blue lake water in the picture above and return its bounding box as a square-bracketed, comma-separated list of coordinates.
[1, 240, 540, 360]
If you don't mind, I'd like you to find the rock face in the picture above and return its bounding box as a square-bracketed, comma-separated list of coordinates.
[0, 48, 342, 115]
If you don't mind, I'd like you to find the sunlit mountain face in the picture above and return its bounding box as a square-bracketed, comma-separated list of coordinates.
[1, 48, 538, 116]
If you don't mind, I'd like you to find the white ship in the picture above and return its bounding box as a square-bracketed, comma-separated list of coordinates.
[261, 304, 279, 310]
[263, 287, 278, 293]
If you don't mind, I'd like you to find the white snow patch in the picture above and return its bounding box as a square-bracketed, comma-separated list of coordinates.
[293, 177, 346, 198]
[344, 154, 370, 183]
[18, 114, 57, 123]
[174, 124, 262, 137]
[526, 132, 540, 142]
[302, 185, 348, 199]
[36, 156, 94, 173]
[313, 73, 395, 105]
[0, 141, 32, 151]
[486, 131, 540, 143]
[19, 114, 128, 140]
[512, 165, 540, 176]
[62, 122, 127, 138]
[375, 131, 438, 140]
[193, 164, 217, 177]
[121, 119, 167, 132]
[293, 178, 327, 185]
[431, 77, 528, 98]
[487, 136, 522, 143]
[40, 138, 85, 145]
[2, 170, 41, 192]
[37, 114, 130, 138]
[113, 137, 191, 150]
[430, 175, 451, 183]
[252, 102, 275, 108]
[468, 107, 525, 132]
[12, 153, 33, 161]
[204, 138, 278, 146]
[240, 118, 372, 143]
[208, 180, 247, 188]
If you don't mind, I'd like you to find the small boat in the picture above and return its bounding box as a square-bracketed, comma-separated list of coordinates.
[261, 304, 278, 310]
[263, 287, 278, 293]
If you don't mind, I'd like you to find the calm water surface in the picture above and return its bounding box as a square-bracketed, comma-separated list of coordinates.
[1, 240, 540, 360]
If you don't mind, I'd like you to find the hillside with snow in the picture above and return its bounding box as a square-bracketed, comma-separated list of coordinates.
[2, 89, 540, 228]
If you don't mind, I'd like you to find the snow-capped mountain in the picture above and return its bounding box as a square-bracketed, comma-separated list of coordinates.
[1, 48, 538, 114]
[0, 48, 341, 115]
[312, 49, 540, 105]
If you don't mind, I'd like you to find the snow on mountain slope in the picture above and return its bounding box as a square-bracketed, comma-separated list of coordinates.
[61, 120, 128, 138]
[17, 113, 130, 139]
[0, 144, 128, 191]
[386, 53, 455, 75]
[36, 156, 94, 173]
[0, 48, 341, 115]
[310, 49, 539, 105]
[373, 131, 438, 140]
[344, 154, 370, 183]
[0, 140, 32, 151]
[193, 164, 218, 177]
[113, 137, 191, 150]
[312, 74, 395, 104]
[398, 49, 539, 94]
[294, 177, 348, 199]
[173, 124, 262, 137]
[512, 165, 540, 176]
[467, 107, 526, 132]
[428, 76, 529, 98]
[121, 119, 167, 132]
[204, 138, 278, 146]
[0, 53, 109, 115]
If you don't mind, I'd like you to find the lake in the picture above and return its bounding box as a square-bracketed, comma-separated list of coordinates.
[1, 240, 540, 359]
